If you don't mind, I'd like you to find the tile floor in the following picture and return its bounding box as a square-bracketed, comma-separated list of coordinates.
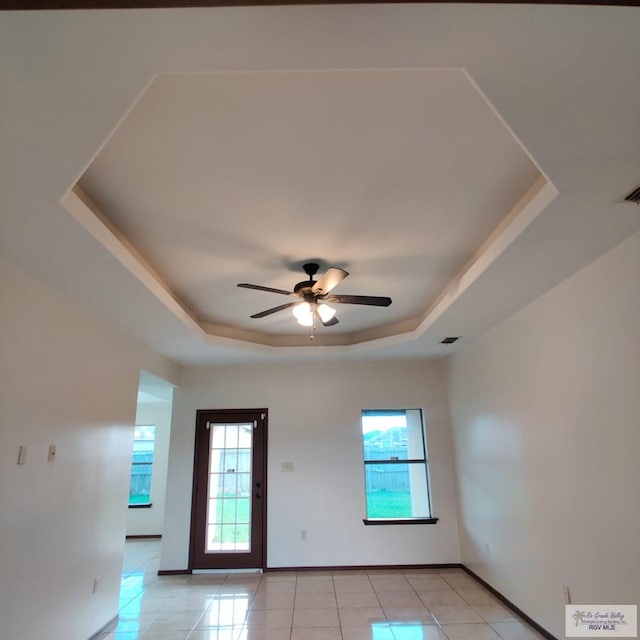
[98, 540, 546, 640]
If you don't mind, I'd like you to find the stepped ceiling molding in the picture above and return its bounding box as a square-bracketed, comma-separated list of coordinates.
[2, 5, 639, 363]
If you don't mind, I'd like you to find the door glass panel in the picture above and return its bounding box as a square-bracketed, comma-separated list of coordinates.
[206, 423, 253, 553]
[225, 426, 239, 448]
[238, 428, 252, 448]
[207, 498, 220, 523]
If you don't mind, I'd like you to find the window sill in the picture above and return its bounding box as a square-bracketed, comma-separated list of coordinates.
[363, 517, 439, 526]
[128, 503, 153, 509]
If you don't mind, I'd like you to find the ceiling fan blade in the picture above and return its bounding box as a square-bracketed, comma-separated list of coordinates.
[250, 302, 298, 318]
[237, 283, 294, 296]
[327, 294, 392, 307]
[311, 267, 349, 295]
[321, 315, 339, 327]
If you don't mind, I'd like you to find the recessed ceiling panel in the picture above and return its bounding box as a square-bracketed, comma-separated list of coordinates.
[78, 68, 540, 344]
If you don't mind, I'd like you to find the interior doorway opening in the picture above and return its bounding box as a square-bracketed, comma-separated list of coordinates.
[126, 371, 175, 538]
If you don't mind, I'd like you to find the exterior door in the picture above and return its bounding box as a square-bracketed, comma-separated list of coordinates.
[190, 409, 267, 570]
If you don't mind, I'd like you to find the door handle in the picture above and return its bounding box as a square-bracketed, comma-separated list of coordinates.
[255, 493, 262, 500]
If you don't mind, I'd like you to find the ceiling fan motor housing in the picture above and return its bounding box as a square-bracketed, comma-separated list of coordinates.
[293, 263, 321, 295]
[293, 280, 317, 295]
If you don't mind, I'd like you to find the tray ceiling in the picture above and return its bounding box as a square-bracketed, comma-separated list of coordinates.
[77, 68, 543, 347]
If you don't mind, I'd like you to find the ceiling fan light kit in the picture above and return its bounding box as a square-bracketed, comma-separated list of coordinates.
[292, 301, 314, 326]
[237, 262, 392, 332]
[291, 301, 336, 329]
[317, 303, 336, 324]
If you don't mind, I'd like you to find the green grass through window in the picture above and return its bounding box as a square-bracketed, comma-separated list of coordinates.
[212, 495, 251, 543]
[366, 490, 412, 519]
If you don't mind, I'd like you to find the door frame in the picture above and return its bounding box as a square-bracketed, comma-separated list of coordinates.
[188, 408, 268, 571]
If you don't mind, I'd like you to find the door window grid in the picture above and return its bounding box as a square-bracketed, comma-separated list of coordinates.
[206, 423, 253, 553]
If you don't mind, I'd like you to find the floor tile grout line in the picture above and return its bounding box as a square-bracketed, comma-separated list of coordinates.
[367, 570, 385, 629]
[331, 572, 343, 640]
[289, 573, 298, 640]
[110, 542, 544, 640]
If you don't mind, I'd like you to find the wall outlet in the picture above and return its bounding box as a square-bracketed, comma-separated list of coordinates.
[563, 585, 571, 604]
[281, 462, 294, 472]
[93, 577, 100, 594]
[17, 445, 27, 465]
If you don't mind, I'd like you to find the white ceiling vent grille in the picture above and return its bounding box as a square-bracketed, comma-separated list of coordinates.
[623, 184, 640, 204]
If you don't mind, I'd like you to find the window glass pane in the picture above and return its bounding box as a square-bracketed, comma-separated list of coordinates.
[211, 424, 226, 449]
[362, 409, 425, 461]
[234, 524, 250, 545]
[364, 462, 430, 519]
[208, 472, 225, 498]
[238, 426, 252, 448]
[225, 425, 240, 448]
[236, 450, 252, 473]
[207, 523, 250, 552]
[129, 425, 156, 505]
[234, 498, 251, 523]
[207, 498, 220, 524]
[220, 470, 238, 495]
[361, 410, 431, 520]
[235, 472, 251, 496]
[218, 498, 235, 524]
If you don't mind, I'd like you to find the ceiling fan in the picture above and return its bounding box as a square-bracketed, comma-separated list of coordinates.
[237, 262, 392, 328]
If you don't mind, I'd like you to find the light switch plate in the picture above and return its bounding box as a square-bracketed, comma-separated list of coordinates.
[281, 462, 294, 472]
[17, 445, 27, 465]
[48, 445, 56, 462]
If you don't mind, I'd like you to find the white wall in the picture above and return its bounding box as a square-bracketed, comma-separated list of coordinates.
[126, 400, 173, 537]
[448, 231, 640, 637]
[161, 358, 460, 571]
[0, 256, 179, 640]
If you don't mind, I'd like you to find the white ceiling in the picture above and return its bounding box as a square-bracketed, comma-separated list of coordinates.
[77, 69, 541, 344]
[2, 5, 639, 364]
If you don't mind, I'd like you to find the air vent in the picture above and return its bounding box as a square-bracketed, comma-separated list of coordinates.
[441, 337, 461, 344]
[624, 184, 640, 204]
